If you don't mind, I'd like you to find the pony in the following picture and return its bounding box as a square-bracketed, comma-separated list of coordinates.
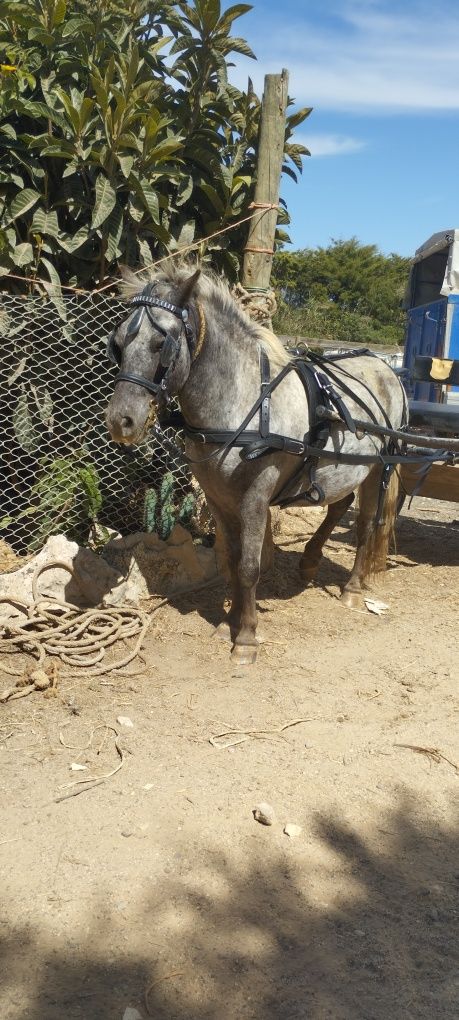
[105, 264, 406, 664]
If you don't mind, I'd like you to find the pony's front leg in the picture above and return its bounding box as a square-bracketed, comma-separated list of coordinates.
[207, 501, 243, 642]
[231, 504, 268, 666]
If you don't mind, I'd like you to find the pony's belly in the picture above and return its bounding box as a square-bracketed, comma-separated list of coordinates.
[272, 459, 371, 508]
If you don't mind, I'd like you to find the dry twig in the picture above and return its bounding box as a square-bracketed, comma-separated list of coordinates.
[145, 972, 184, 1016]
[394, 743, 458, 773]
[55, 725, 125, 802]
[209, 717, 311, 749]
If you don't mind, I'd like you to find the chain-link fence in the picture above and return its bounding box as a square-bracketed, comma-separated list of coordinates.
[0, 291, 194, 558]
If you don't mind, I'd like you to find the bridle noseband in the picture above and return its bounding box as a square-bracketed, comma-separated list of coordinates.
[107, 290, 204, 403]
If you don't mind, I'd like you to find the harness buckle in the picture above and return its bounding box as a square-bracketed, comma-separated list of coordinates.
[285, 439, 306, 455]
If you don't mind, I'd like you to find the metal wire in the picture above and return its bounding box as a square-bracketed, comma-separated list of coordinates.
[0, 292, 192, 557]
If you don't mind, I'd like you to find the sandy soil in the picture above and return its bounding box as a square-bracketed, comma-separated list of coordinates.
[1, 499, 458, 1020]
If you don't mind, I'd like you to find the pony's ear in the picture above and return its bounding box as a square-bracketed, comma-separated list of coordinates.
[118, 265, 139, 285]
[118, 264, 145, 299]
[178, 268, 201, 305]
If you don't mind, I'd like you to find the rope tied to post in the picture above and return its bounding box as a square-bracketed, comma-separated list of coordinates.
[232, 282, 278, 327]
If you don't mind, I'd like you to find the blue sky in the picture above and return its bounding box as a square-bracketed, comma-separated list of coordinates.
[230, 0, 459, 257]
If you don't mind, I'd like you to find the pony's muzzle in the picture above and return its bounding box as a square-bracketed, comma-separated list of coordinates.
[106, 405, 144, 445]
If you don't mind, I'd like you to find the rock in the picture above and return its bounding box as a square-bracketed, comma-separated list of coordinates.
[253, 802, 275, 826]
[364, 597, 389, 616]
[101, 525, 219, 602]
[0, 526, 221, 613]
[121, 824, 148, 840]
[283, 823, 302, 838]
[117, 715, 134, 728]
[122, 1008, 143, 1020]
[30, 669, 51, 691]
[0, 534, 121, 608]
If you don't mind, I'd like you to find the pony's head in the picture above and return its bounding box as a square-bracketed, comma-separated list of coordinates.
[105, 266, 201, 445]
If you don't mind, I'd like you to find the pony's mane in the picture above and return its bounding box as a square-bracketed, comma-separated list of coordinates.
[119, 263, 290, 371]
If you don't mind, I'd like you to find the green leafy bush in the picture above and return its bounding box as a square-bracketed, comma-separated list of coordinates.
[272, 240, 410, 346]
[0, 449, 102, 549]
[0, 0, 310, 289]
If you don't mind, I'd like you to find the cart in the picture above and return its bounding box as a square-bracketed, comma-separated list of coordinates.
[400, 229, 459, 502]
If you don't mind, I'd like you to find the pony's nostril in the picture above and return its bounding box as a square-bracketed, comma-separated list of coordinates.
[121, 415, 134, 431]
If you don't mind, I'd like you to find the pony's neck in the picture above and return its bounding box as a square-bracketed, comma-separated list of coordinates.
[178, 300, 262, 429]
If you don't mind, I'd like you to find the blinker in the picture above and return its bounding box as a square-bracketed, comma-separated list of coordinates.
[126, 306, 145, 339]
[107, 331, 121, 366]
[160, 333, 179, 368]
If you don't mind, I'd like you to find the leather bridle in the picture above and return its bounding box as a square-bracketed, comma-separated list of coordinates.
[107, 286, 203, 403]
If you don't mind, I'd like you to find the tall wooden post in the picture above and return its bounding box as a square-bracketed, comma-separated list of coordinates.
[242, 69, 289, 294]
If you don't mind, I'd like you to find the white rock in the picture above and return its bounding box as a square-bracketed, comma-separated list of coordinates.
[284, 823, 302, 838]
[364, 598, 389, 616]
[122, 1008, 143, 1020]
[0, 534, 120, 608]
[0, 525, 220, 615]
[101, 526, 219, 602]
[253, 802, 275, 826]
[117, 716, 134, 728]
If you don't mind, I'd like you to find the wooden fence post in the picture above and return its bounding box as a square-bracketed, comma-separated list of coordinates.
[242, 69, 289, 296]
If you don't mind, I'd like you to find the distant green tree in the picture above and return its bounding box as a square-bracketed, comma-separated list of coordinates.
[272, 239, 410, 345]
[0, 0, 310, 290]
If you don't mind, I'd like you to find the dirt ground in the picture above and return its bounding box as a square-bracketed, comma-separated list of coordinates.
[1, 499, 458, 1020]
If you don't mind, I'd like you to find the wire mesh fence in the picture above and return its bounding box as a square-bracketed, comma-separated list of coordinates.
[0, 290, 195, 559]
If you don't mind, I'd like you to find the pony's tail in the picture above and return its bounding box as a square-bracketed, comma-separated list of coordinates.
[362, 467, 400, 579]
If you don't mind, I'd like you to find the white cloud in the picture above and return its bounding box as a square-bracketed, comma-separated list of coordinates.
[299, 134, 366, 157]
[232, 1, 459, 112]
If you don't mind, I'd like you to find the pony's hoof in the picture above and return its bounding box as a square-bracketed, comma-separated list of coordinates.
[231, 644, 258, 666]
[340, 589, 364, 610]
[299, 563, 317, 587]
[214, 620, 232, 643]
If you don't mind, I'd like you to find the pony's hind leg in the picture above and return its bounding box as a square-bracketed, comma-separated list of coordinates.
[299, 494, 354, 585]
[341, 465, 399, 608]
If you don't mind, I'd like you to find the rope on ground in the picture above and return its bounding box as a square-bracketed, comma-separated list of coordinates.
[0, 561, 226, 702]
[0, 559, 152, 700]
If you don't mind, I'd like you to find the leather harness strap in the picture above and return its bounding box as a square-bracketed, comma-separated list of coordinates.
[259, 350, 271, 439]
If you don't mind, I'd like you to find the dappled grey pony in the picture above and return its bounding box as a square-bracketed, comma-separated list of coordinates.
[106, 265, 406, 664]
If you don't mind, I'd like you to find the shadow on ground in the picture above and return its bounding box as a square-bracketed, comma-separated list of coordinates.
[3, 795, 458, 1019]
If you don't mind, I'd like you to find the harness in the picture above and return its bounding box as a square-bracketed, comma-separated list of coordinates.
[108, 290, 458, 516]
[175, 346, 406, 508]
